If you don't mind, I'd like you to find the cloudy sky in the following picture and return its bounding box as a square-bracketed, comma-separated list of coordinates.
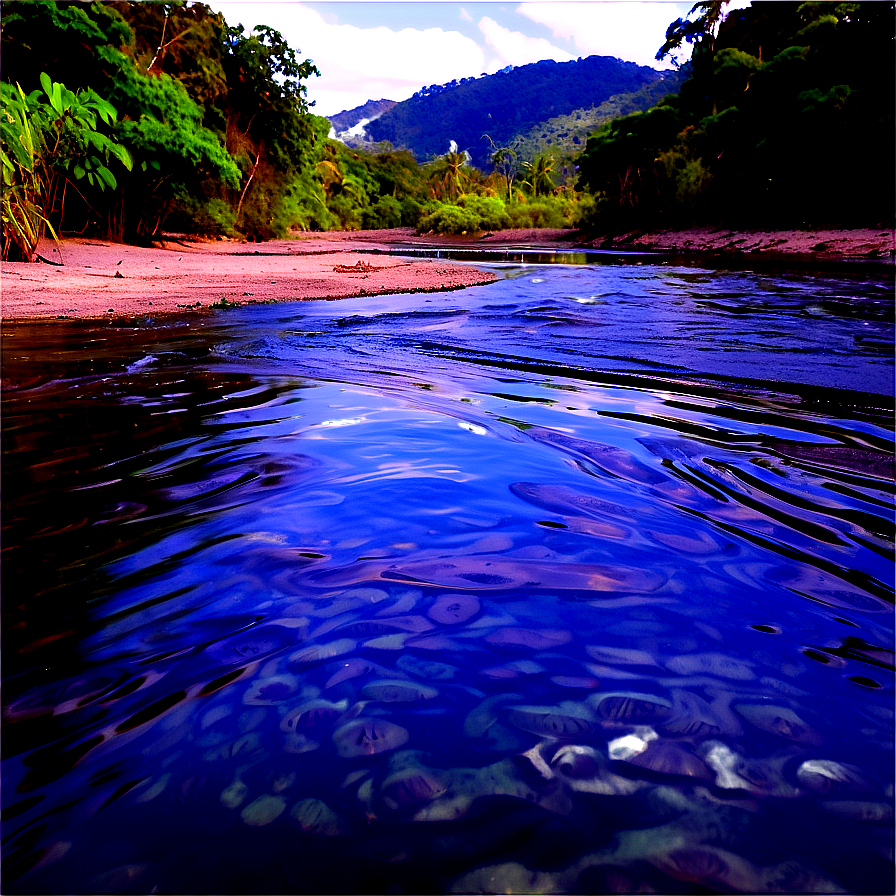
[206, 1, 738, 117]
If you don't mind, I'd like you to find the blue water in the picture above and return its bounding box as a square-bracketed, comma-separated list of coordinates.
[2, 256, 893, 894]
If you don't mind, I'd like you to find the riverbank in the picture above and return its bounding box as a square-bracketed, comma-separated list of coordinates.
[293, 225, 896, 259]
[0, 236, 499, 322]
[2, 226, 892, 321]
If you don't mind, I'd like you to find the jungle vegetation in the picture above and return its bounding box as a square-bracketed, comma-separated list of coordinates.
[2, 1, 892, 258]
[576, 1, 895, 230]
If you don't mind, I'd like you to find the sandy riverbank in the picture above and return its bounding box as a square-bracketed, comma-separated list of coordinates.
[0, 234, 497, 322]
[2, 226, 892, 321]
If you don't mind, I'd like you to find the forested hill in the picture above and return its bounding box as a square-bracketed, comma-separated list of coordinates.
[328, 99, 397, 137]
[363, 55, 672, 169]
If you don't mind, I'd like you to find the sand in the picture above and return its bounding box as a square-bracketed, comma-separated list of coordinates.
[2, 226, 892, 322]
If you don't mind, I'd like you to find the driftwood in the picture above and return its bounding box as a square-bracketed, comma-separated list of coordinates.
[333, 260, 380, 273]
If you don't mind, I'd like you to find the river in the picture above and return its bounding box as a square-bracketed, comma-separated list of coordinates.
[2, 252, 893, 894]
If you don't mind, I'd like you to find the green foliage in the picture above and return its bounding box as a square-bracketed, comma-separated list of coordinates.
[520, 154, 557, 197]
[363, 195, 402, 229]
[1, 73, 134, 260]
[426, 152, 473, 201]
[416, 191, 579, 235]
[507, 72, 687, 167]
[507, 193, 577, 229]
[577, 0, 895, 230]
[1, 1, 323, 243]
[417, 202, 483, 235]
[458, 195, 512, 230]
[1, 83, 56, 261]
[367, 55, 669, 169]
[167, 191, 237, 237]
[109, 1, 230, 114]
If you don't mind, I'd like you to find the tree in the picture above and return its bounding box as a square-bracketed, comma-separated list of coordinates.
[426, 151, 471, 200]
[521, 153, 557, 197]
[483, 134, 517, 198]
[577, 0, 894, 230]
[656, 1, 729, 67]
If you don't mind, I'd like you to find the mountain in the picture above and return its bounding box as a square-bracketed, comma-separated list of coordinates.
[327, 98, 397, 141]
[351, 56, 672, 169]
[507, 70, 688, 165]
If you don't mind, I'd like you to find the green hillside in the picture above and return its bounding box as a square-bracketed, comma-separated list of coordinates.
[506, 72, 689, 168]
[365, 55, 666, 169]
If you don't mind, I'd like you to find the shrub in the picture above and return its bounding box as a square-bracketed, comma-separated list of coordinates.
[168, 192, 236, 236]
[457, 194, 511, 230]
[399, 195, 425, 227]
[506, 195, 573, 228]
[416, 201, 482, 234]
[362, 194, 402, 229]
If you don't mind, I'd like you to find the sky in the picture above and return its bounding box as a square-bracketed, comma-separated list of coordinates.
[206, 1, 744, 118]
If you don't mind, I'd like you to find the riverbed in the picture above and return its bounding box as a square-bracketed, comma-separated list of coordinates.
[2, 253, 893, 894]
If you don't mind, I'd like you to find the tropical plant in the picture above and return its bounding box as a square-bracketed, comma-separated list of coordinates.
[36, 73, 134, 229]
[1, 74, 133, 260]
[483, 134, 517, 199]
[520, 153, 557, 197]
[426, 151, 471, 201]
[1, 84, 54, 261]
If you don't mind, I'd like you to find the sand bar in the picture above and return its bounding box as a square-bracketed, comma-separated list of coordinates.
[2, 226, 892, 322]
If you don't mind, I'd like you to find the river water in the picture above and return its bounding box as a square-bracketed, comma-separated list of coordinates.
[2, 253, 893, 894]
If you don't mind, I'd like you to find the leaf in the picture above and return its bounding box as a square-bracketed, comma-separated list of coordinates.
[96, 165, 117, 190]
[73, 164, 85, 180]
[50, 81, 63, 117]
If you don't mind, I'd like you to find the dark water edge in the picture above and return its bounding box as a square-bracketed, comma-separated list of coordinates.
[1, 258, 893, 895]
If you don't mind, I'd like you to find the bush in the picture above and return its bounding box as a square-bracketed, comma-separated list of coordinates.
[362, 194, 402, 229]
[506, 195, 573, 228]
[168, 192, 236, 236]
[399, 195, 425, 227]
[457, 194, 511, 230]
[416, 201, 482, 234]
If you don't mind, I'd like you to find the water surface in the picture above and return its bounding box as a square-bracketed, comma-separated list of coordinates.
[2, 257, 893, 894]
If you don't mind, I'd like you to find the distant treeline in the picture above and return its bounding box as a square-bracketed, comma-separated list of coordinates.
[2, 1, 892, 260]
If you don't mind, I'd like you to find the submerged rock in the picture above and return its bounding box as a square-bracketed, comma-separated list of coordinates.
[733, 702, 822, 745]
[332, 718, 409, 758]
[796, 759, 878, 796]
[289, 797, 348, 835]
[428, 594, 481, 625]
[620, 739, 715, 782]
[361, 679, 439, 703]
[590, 691, 673, 726]
[665, 651, 756, 680]
[380, 766, 449, 811]
[242, 674, 299, 705]
[502, 704, 593, 738]
[241, 794, 286, 826]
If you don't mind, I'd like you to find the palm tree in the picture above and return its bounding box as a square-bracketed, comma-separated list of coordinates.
[426, 151, 470, 201]
[521, 153, 557, 197]
[483, 134, 517, 199]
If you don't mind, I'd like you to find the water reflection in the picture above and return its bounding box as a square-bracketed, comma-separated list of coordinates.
[2, 259, 893, 894]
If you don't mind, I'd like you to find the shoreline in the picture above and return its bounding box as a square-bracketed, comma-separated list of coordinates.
[2, 226, 892, 322]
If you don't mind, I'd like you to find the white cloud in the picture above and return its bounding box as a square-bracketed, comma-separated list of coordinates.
[459, 7, 473, 23]
[516, 2, 687, 69]
[478, 16, 576, 67]
[208, 2, 487, 115]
